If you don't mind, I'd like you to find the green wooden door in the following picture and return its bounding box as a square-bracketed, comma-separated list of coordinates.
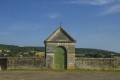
[54, 47, 67, 69]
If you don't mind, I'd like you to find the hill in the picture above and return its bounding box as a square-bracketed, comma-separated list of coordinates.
[0, 44, 44, 57]
[0, 44, 119, 58]
[0, 44, 44, 52]
[75, 48, 120, 58]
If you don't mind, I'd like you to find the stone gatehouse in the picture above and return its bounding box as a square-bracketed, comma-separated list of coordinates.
[44, 26, 76, 69]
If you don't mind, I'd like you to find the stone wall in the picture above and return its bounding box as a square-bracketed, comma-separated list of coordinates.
[75, 58, 120, 70]
[1, 57, 120, 70]
[7, 57, 46, 70]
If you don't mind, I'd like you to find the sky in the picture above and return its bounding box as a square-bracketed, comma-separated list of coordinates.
[0, 0, 120, 53]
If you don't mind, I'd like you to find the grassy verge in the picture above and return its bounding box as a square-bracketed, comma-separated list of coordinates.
[0, 68, 119, 72]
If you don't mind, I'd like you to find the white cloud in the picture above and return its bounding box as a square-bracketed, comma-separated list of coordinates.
[68, 0, 119, 5]
[65, 0, 120, 15]
[48, 13, 60, 19]
[100, 4, 120, 15]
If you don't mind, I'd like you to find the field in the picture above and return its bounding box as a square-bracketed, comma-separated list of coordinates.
[0, 71, 120, 80]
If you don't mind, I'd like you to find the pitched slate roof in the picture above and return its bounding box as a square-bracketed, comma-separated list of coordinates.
[44, 26, 76, 43]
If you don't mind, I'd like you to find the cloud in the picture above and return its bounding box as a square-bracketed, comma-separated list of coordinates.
[48, 13, 60, 19]
[65, 0, 120, 15]
[100, 4, 120, 15]
[67, 0, 119, 5]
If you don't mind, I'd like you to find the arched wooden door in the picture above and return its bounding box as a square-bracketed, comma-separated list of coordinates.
[54, 46, 67, 69]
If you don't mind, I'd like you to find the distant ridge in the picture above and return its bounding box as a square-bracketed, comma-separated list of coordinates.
[75, 48, 120, 58]
[0, 44, 119, 58]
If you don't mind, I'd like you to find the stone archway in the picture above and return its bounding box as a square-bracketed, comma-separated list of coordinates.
[44, 27, 76, 69]
[54, 46, 67, 69]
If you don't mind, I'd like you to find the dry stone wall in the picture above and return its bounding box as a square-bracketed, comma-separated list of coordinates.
[75, 58, 120, 70]
[7, 57, 46, 70]
[1, 57, 120, 70]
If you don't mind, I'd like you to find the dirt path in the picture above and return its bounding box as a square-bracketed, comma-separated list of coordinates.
[0, 71, 120, 80]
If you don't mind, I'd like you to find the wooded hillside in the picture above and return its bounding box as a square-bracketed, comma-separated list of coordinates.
[0, 44, 119, 58]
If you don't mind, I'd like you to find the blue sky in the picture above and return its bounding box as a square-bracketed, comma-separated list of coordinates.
[0, 0, 120, 53]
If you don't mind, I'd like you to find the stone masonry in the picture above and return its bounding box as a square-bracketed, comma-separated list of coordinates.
[44, 26, 76, 69]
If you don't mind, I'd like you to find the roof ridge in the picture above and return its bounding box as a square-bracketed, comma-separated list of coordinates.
[44, 26, 76, 43]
